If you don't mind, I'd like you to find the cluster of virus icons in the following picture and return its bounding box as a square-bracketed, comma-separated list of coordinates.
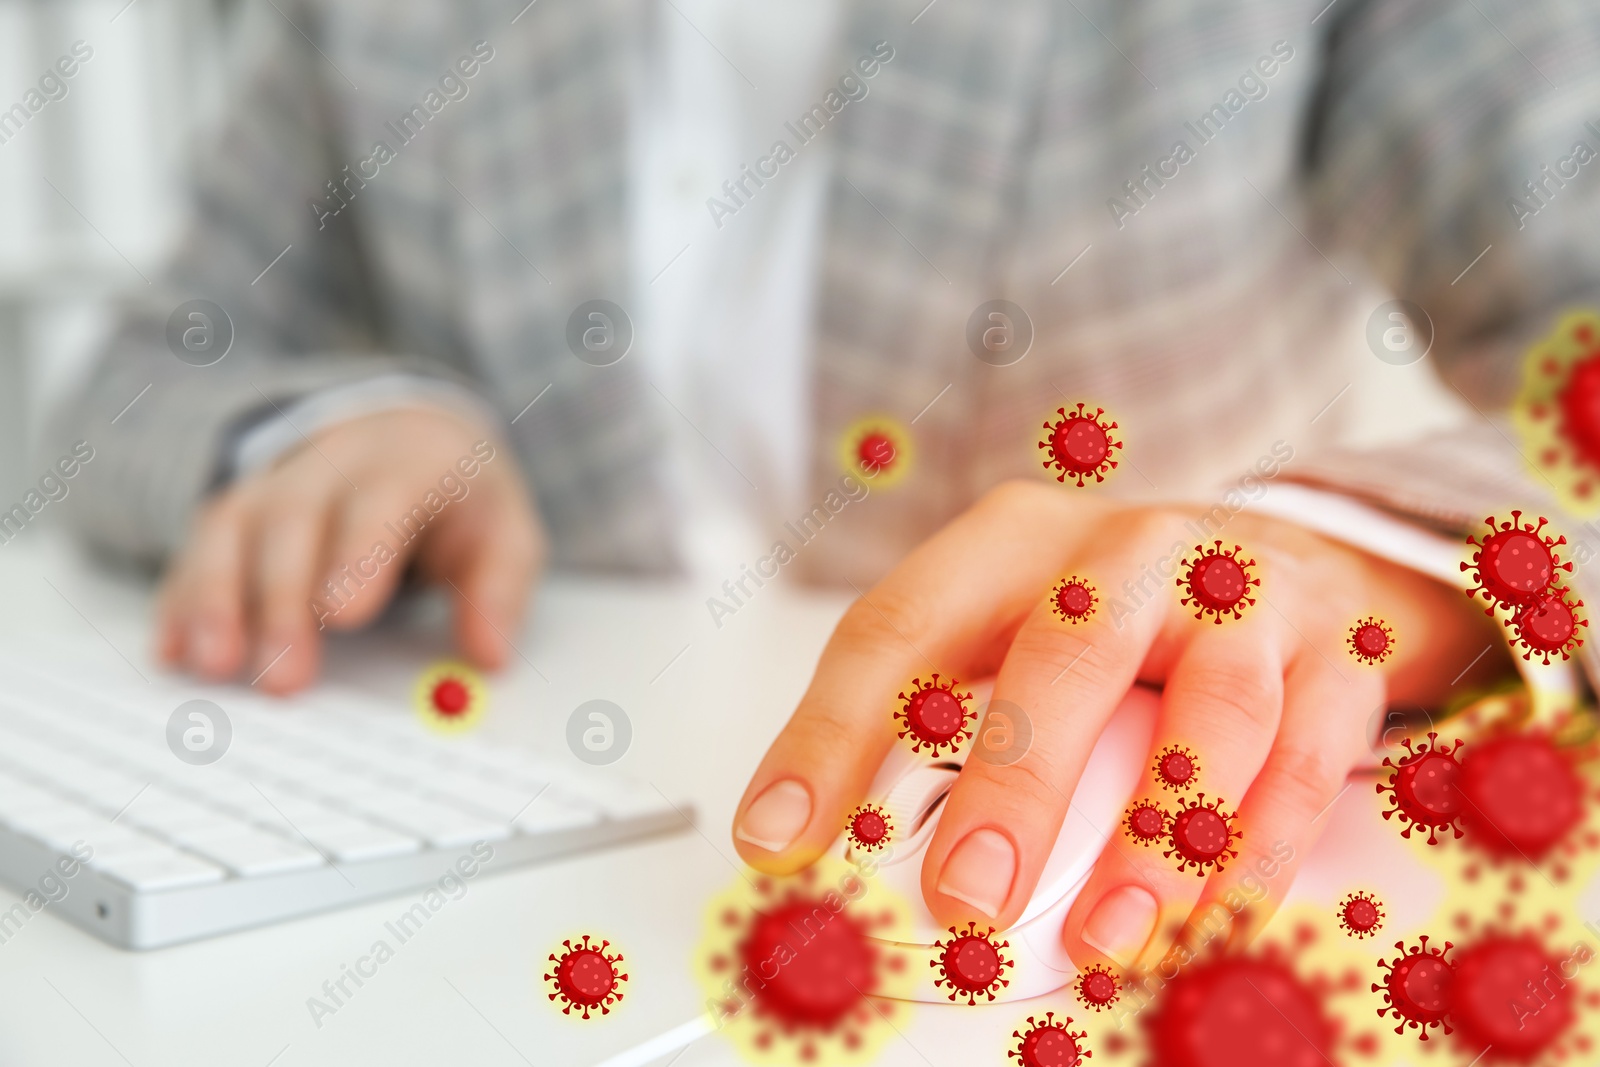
[546, 379, 1600, 1062]
[1121, 745, 1242, 877]
[1462, 511, 1587, 663]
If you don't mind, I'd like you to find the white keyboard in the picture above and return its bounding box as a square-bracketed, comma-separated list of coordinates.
[0, 657, 687, 948]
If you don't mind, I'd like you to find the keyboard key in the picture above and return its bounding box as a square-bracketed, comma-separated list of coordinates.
[299, 820, 420, 862]
[186, 832, 326, 876]
[97, 851, 227, 891]
[511, 798, 602, 835]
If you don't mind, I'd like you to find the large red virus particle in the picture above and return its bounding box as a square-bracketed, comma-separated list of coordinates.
[1075, 963, 1121, 1013]
[845, 803, 893, 852]
[1051, 577, 1099, 624]
[1461, 512, 1570, 613]
[1347, 617, 1395, 665]
[1010, 1011, 1091, 1067]
[1141, 931, 1350, 1067]
[1450, 929, 1577, 1061]
[1374, 937, 1454, 1040]
[545, 935, 627, 1019]
[931, 922, 1012, 1004]
[1458, 730, 1586, 863]
[895, 674, 974, 757]
[706, 869, 906, 1060]
[1153, 744, 1200, 792]
[1513, 311, 1600, 503]
[1507, 586, 1587, 664]
[1377, 733, 1465, 845]
[1176, 542, 1259, 623]
[1164, 794, 1240, 875]
[1124, 799, 1169, 847]
[1039, 403, 1122, 486]
[1337, 892, 1385, 939]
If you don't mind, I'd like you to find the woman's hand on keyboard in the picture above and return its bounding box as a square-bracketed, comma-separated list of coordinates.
[731, 481, 1509, 974]
[155, 407, 543, 694]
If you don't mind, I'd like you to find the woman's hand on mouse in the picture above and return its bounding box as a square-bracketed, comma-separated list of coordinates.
[731, 480, 1510, 974]
[155, 406, 543, 694]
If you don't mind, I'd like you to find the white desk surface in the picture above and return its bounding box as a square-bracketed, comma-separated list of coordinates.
[0, 535, 1457, 1067]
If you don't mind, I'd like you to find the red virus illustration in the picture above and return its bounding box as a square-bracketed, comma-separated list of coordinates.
[705, 868, 907, 1061]
[856, 431, 898, 477]
[1142, 928, 1354, 1067]
[1458, 730, 1586, 863]
[1074, 963, 1121, 1012]
[544, 935, 627, 1019]
[414, 660, 487, 732]
[1051, 577, 1098, 623]
[1039, 403, 1122, 486]
[895, 674, 975, 757]
[1347, 617, 1394, 665]
[1377, 732, 1465, 845]
[1451, 929, 1576, 1061]
[838, 414, 914, 489]
[1337, 892, 1386, 939]
[931, 922, 1012, 1004]
[1507, 586, 1587, 663]
[1123, 799, 1169, 846]
[845, 803, 893, 852]
[1374, 936, 1454, 1040]
[1153, 744, 1200, 792]
[1009, 1011, 1091, 1067]
[1442, 907, 1600, 1063]
[1512, 310, 1600, 506]
[1461, 512, 1571, 613]
[1164, 794, 1240, 875]
[1176, 542, 1259, 623]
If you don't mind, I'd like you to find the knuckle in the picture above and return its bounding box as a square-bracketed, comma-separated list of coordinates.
[1006, 625, 1118, 690]
[835, 582, 934, 653]
[1269, 742, 1349, 808]
[1183, 662, 1280, 735]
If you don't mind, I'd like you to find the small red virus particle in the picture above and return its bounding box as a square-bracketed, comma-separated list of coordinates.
[931, 922, 1012, 1004]
[1374, 937, 1454, 1040]
[432, 678, 469, 714]
[1143, 941, 1343, 1066]
[1009, 1011, 1090, 1067]
[1176, 542, 1259, 623]
[1039, 403, 1122, 486]
[1337, 892, 1385, 939]
[1506, 586, 1587, 663]
[895, 674, 974, 756]
[1153, 744, 1200, 792]
[1458, 731, 1585, 861]
[1164, 794, 1240, 875]
[1051, 577, 1098, 623]
[856, 431, 898, 477]
[1123, 799, 1169, 846]
[1377, 733, 1465, 845]
[1074, 963, 1121, 1012]
[544, 935, 627, 1019]
[846, 803, 893, 852]
[1347, 617, 1395, 664]
[1451, 931, 1576, 1060]
[1461, 512, 1570, 612]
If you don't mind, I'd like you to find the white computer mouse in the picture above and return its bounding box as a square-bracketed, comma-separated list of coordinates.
[842, 681, 1158, 1003]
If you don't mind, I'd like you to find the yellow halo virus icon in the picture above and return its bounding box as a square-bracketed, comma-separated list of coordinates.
[414, 660, 487, 734]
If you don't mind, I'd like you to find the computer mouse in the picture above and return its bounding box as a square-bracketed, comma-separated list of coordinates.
[842, 681, 1158, 1003]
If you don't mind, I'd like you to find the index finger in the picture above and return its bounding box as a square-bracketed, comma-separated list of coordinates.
[730, 483, 1104, 872]
[918, 513, 1187, 927]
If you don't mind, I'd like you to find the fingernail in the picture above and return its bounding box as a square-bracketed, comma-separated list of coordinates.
[936, 828, 1016, 919]
[191, 623, 224, 672]
[1081, 885, 1159, 968]
[735, 779, 812, 853]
